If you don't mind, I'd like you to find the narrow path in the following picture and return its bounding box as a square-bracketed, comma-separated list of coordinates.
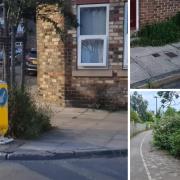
[131, 130, 180, 180]
[131, 131, 149, 180]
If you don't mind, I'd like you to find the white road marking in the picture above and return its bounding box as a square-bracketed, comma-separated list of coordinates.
[140, 132, 152, 180]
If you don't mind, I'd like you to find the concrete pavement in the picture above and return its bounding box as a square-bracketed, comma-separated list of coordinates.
[131, 130, 180, 180]
[0, 108, 127, 160]
[131, 42, 180, 88]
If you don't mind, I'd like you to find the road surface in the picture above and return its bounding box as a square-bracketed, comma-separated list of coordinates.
[0, 157, 127, 180]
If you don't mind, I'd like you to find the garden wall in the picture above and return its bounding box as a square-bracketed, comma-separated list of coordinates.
[130, 122, 147, 137]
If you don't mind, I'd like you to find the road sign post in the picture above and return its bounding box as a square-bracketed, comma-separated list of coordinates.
[0, 81, 8, 136]
[0, 81, 13, 144]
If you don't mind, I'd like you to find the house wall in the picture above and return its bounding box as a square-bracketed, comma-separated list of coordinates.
[140, 0, 180, 27]
[37, 0, 128, 109]
[68, 0, 127, 108]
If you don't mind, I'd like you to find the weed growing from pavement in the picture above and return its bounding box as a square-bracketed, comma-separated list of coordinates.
[131, 12, 180, 46]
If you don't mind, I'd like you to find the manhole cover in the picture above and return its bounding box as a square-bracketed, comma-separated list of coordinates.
[152, 53, 161, 57]
[165, 52, 178, 58]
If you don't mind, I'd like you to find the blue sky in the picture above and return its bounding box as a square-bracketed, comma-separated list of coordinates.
[130, 91, 180, 112]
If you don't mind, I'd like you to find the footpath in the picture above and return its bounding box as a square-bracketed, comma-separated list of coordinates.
[131, 131, 180, 180]
[131, 42, 180, 88]
[0, 107, 127, 160]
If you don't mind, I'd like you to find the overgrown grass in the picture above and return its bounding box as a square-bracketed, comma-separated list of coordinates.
[7, 88, 52, 139]
[131, 12, 180, 46]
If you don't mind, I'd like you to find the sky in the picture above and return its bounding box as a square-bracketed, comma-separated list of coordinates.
[130, 91, 180, 112]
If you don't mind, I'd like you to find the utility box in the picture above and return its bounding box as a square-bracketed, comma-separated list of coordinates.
[0, 81, 8, 136]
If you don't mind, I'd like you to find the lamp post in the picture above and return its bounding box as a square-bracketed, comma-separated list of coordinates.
[154, 96, 158, 117]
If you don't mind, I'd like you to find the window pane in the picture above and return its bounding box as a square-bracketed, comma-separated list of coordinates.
[80, 7, 106, 35]
[81, 39, 104, 64]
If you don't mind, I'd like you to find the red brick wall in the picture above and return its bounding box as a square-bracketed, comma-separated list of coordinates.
[140, 0, 180, 26]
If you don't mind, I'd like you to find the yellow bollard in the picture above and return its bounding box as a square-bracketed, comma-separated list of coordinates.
[0, 81, 8, 136]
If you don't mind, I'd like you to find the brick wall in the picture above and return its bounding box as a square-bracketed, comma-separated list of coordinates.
[37, 0, 128, 109]
[37, 4, 66, 106]
[68, 0, 128, 109]
[140, 0, 180, 27]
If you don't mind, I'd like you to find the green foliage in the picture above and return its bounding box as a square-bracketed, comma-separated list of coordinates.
[153, 113, 180, 157]
[171, 12, 180, 26]
[157, 91, 179, 108]
[130, 91, 148, 121]
[4, 0, 77, 37]
[146, 121, 154, 129]
[130, 110, 140, 123]
[164, 107, 176, 116]
[131, 12, 180, 46]
[145, 111, 154, 122]
[169, 130, 180, 156]
[8, 88, 51, 139]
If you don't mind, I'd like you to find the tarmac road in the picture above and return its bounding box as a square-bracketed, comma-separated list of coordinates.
[0, 157, 127, 180]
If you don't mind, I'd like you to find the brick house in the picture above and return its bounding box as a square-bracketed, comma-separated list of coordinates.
[131, 0, 180, 30]
[37, 0, 128, 109]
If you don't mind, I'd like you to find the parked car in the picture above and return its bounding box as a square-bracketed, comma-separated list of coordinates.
[25, 49, 37, 74]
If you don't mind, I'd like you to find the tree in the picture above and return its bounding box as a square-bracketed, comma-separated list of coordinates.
[157, 91, 179, 108]
[145, 111, 154, 122]
[164, 106, 176, 117]
[2, 0, 77, 89]
[130, 91, 149, 121]
[130, 109, 140, 123]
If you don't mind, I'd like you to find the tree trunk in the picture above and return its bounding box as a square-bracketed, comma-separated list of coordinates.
[20, 29, 27, 91]
[3, 1, 10, 86]
[10, 26, 15, 88]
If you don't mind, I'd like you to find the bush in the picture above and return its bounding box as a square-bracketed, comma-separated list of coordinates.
[7, 88, 51, 139]
[169, 130, 180, 157]
[131, 110, 140, 123]
[132, 12, 180, 46]
[153, 113, 180, 157]
[145, 111, 154, 122]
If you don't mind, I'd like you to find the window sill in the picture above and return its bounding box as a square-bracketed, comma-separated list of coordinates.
[72, 70, 113, 77]
[117, 70, 128, 77]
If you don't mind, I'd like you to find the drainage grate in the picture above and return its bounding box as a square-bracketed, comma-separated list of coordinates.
[152, 53, 161, 57]
[165, 52, 178, 58]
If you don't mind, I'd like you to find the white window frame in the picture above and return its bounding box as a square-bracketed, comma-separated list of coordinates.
[77, 4, 109, 67]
